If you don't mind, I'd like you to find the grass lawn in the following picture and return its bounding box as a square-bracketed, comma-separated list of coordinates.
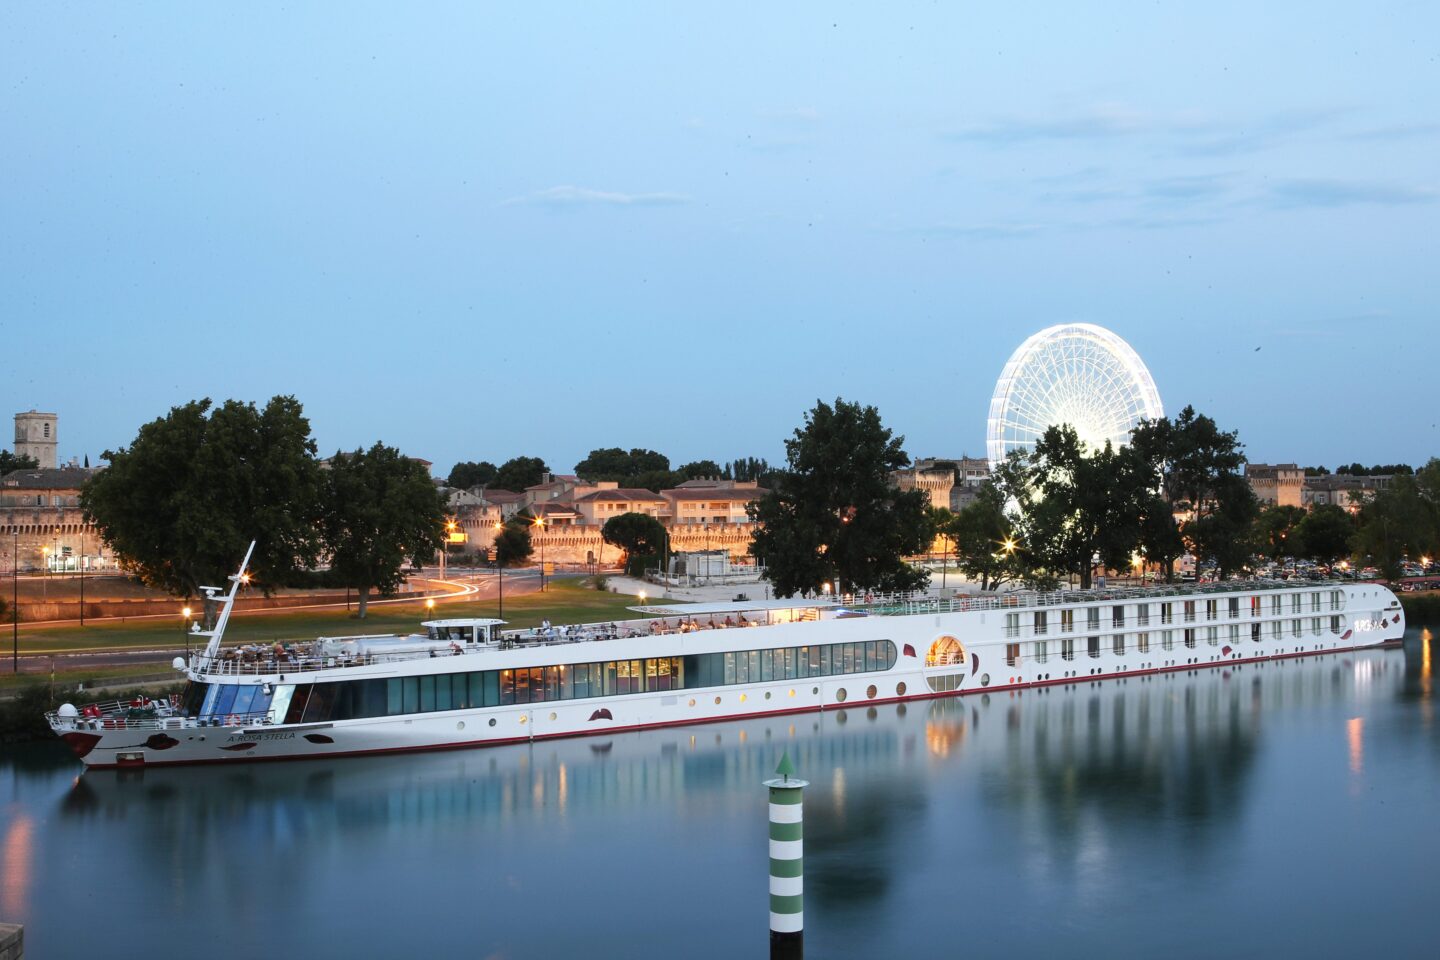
[8, 577, 667, 656]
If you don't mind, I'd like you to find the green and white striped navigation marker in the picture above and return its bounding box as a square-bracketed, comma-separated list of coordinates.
[764, 750, 808, 960]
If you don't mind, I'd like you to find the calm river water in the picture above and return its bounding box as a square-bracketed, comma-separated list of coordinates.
[3, 628, 1438, 959]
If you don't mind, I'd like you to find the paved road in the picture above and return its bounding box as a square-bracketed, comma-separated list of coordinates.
[8, 570, 549, 676]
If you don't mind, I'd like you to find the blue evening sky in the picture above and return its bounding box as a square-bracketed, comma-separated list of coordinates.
[2, 2, 1435, 476]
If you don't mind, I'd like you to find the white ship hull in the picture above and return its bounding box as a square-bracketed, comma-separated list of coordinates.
[51, 582, 1406, 769]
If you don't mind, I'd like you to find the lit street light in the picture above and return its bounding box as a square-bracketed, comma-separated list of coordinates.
[182, 606, 193, 662]
[533, 516, 546, 591]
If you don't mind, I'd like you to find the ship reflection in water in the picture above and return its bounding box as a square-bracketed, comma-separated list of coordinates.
[4, 632, 1435, 958]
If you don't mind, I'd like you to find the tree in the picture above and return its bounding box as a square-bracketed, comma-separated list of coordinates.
[1294, 504, 1354, 564]
[1019, 427, 1147, 588]
[1188, 474, 1259, 578]
[574, 448, 680, 490]
[748, 398, 930, 597]
[322, 444, 445, 618]
[447, 460, 498, 490]
[493, 518, 534, 568]
[948, 487, 1021, 590]
[1136, 490, 1185, 582]
[725, 457, 779, 485]
[493, 456, 549, 492]
[575, 447, 670, 481]
[81, 397, 322, 623]
[0, 451, 39, 475]
[678, 459, 723, 481]
[1254, 504, 1308, 561]
[601, 512, 668, 576]
[1352, 473, 1438, 580]
[1130, 405, 1254, 579]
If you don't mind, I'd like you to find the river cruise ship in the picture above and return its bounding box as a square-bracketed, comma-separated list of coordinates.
[47, 549, 1406, 768]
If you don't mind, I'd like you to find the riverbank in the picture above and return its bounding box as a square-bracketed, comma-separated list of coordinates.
[1400, 591, 1440, 623]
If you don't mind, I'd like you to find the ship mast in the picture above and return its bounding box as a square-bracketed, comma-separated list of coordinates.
[197, 541, 255, 662]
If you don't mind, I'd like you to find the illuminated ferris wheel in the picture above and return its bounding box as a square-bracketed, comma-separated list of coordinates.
[986, 323, 1163, 468]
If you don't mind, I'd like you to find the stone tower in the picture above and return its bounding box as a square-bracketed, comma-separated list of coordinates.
[14, 410, 58, 469]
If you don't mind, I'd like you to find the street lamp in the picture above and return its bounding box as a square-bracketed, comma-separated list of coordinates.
[182, 606, 193, 662]
[533, 516, 546, 591]
[11, 530, 18, 674]
[493, 520, 504, 619]
[40, 546, 49, 601]
[441, 518, 458, 583]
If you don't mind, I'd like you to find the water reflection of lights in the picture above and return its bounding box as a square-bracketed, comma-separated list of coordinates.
[1347, 717, 1364, 776]
[925, 718, 967, 758]
[0, 811, 34, 919]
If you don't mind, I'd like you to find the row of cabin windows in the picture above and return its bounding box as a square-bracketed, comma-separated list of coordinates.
[1005, 616, 1344, 665]
[1006, 592, 1345, 637]
[180, 640, 898, 723]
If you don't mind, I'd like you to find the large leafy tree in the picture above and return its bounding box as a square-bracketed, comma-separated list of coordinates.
[447, 460, 498, 490]
[81, 397, 322, 622]
[1254, 504, 1308, 561]
[1352, 472, 1439, 580]
[493, 456, 549, 492]
[1294, 504, 1354, 564]
[748, 398, 930, 597]
[0, 451, 39, 475]
[601, 511, 668, 576]
[494, 516, 534, 567]
[678, 459, 723, 481]
[1021, 427, 1147, 588]
[322, 443, 445, 618]
[947, 486, 1021, 590]
[1129, 405, 1255, 579]
[574, 447, 681, 490]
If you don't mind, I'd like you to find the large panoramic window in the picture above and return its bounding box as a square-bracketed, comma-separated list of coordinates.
[191, 638, 901, 725]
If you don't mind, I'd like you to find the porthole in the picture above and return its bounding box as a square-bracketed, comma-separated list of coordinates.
[740, 693, 748, 703]
[488, 718, 496, 727]
[714, 696, 722, 705]
[980, 673, 991, 687]
[519, 715, 528, 724]
[788, 689, 796, 697]
[896, 681, 907, 696]
[549, 712, 557, 721]
[688, 698, 696, 707]
[866, 684, 878, 700]
[836, 688, 848, 703]
[457, 721, 466, 731]
[812, 687, 819, 695]
[765, 691, 772, 700]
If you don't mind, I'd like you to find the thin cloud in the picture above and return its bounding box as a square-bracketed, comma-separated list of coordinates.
[946, 104, 1346, 157]
[1341, 121, 1440, 142]
[501, 186, 688, 207]
[1170, 107, 1347, 157]
[899, 222, 1043, 240]
[946, 104, 1150, 143]
[1268, 179, 1436, 208]
[1142, 174, 1233, 202]
[758, 106, 821, 123]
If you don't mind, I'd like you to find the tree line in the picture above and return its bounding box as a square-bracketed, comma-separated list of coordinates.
[82, 397, 443, 619]
[744, 397, 1438, 598]
[446, 449, 781, 493]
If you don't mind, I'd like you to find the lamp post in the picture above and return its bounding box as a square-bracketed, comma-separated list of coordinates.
[11, 530, 18, 674]
[494, 520, 504, 619]
[441, 519, 458, 584]
[533, 517, 546, 591]
[78, 533, 85, 626]
[40, 546, 49, 601]
[182, 606, 192, 662]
